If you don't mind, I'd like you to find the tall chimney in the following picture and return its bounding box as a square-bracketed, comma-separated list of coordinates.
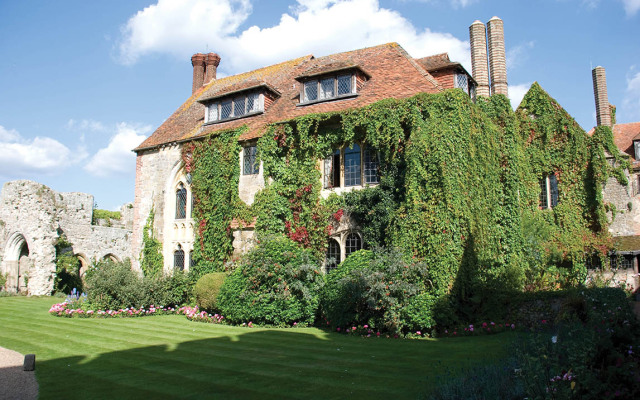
[487, 16, 508, 97]
[592, 66, 612, 127]
[469, 20, 490, 98]
[191, 53, 206, 94]
[204, 53, 221, 85]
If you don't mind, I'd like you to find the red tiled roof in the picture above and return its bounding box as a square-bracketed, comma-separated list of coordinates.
[135, 43, 445, 151]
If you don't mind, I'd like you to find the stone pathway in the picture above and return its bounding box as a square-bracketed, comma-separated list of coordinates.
[0, 347, 38, 400]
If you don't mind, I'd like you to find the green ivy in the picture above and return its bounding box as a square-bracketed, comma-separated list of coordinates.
[140, 207, 163, 277]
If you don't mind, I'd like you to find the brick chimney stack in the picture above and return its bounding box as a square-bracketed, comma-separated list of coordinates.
[191, 53, 206, 94]
[487, 16, 508, 97]
[469, 20, 490, 98]
[204, 53, 221, 85]
[592, 66, 612, 127]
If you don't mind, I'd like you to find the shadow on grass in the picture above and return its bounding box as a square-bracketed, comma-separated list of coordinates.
[36, 327, 513, 400]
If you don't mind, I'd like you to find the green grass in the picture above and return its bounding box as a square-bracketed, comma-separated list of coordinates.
[0, 297, 515, 399]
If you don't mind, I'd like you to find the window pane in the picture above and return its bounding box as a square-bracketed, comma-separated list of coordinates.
[344, 144, 361, 186]
[220, 100, 232, 119]
[363, 145, 379, 184]
[174, 248, 185, 271]
[233, 97, 246, 117]
[337, 74, 352, 95]
[304, 81, 318, 102]
[207, 103, 218, 122]
[326, 239, 340, 272]
[345, 233, 361, 257]
[455, 73, 468, 93]
[247, 93, 260, 112]
[549, 174, 559, 207]
[244, 145, 259, 175]
[176, 184, 187, 219]
[539, 177, 548, 209]
[320, 78, 335, 99]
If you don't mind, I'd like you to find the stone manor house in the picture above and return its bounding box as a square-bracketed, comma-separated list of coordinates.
[1, 17, 638, 295]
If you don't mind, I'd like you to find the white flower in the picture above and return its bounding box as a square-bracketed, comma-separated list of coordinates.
[551, 335, 558, 344]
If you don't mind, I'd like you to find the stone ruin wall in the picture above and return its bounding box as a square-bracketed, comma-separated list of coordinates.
[0, 180, 132, 295]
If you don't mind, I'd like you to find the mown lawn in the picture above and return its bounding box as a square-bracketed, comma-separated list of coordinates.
[0, 296, 515, 399]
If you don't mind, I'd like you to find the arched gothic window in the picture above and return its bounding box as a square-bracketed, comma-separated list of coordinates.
[345, 233, 362, 257]
[174, 245, 185, 271]
[176, 183, 187, 219]
[326, 239, 341, 272]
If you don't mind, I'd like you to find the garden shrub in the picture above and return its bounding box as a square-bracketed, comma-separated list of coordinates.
[0, 272, 6, 290]
[217, 235, 324, 326]
[515, 288, 640, 399]
[194, 272, 227, 312]
[84, 259, 190, 310]
[319, 247, 435, 334]
[84, 259, 142, 310]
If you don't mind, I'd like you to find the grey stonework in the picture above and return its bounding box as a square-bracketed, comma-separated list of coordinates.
[603, 171, 640, 236]
[0, 180, 131, 295]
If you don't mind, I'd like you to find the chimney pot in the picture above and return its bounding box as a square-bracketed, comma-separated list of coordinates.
[487, 16, 508, 97]
[191, 53, 206, 95]
[592, 66, 612, 127]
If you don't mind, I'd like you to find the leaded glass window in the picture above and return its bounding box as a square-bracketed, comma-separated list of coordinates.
[233, 97, 246, 117]
[337, 74, 352, 95]
[176, 183, 187, 219]
[247, 93, 259, 113]
[207, 104, 218, 122]
[363, 145, 379, 184]
[326, 239, 340, 272]
[344, 144, 361, 186]
[345, 233, 362, 257]
[174, 245, 185, 271]
[243, 145, 259, 175]
[220, 100, 232, 119]
[455, 73, 468, 94]
[320, 77, 335, 99]
[304, 81, 318, 102]
[539, 177, 548, 209]
[549, 174, 559, 208]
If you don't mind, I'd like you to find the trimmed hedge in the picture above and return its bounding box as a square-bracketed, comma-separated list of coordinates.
[194, 272, 227, 312]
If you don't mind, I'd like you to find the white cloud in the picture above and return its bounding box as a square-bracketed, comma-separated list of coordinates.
[117, 0, 471, 72]
[623, 68, 640, 120]
[84, 123, 151, 177]
[66, 118, 107, 132]
[508, 82, 532, 110]
[621, 0, 640, 16]
[0, 126, 85, 178]
[507, 41, 535, 70]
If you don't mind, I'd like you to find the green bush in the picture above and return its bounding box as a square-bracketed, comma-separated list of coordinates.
[217, 235, 324, 326]
[0, 272, 6, 290]
[319, 248, 434, 334]
[194, 272, 227, 312]
[54, 235, 83, 294]
[84, 259, 190, 310]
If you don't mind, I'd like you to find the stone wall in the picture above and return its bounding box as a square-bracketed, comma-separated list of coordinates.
[603, 172, 640, 236]
[0, 180, 132, 295]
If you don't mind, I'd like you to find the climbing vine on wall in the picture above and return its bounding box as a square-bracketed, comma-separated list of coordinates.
[186, 85, 624, 300]
[140, 207, 163, 277]
[183, 128, 249, 276]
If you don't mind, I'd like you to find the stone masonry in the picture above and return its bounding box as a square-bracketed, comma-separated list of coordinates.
[0, 180, 132, 295]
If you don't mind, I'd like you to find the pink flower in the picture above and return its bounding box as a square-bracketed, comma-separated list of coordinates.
[352, 327, 356, 331]
[510, 324, 515, 329]
[363, 325, 368, 329]
[293, 322, 297, 326]
[416, 331, 422, 336]
[376, 332, 380, 337]
[337, 327, 341, 332]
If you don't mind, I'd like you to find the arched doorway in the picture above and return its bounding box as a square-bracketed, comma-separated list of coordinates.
[2, 233, 31, 293]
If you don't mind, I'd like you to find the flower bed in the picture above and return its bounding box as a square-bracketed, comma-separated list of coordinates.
[49, 302, 183, 318]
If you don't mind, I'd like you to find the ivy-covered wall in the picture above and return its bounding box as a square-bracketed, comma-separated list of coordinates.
[181, 85, 625, 300]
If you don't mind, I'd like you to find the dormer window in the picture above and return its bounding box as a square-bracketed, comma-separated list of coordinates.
[302, 74, 355, 103]
[204, 91, 263, 124]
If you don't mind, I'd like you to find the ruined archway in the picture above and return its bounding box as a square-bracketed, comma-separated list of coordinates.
[102, 253, 119, 263]
[76, 253, 90, 278]
[2, 233, 31, 293]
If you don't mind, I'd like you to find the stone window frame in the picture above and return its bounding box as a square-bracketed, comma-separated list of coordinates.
[323, 143, 380, 189]
[324, 231, 363, 272]
[174, 244, 185, 271]
[242, 144, 259, 175]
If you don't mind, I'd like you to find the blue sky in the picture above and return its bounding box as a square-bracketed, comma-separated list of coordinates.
[1, 0, 639, 210]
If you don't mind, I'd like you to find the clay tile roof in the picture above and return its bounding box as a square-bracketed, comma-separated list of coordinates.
[134, 42, 445, 152]
[416, 53, 458, 70]
[296, 62, 367, 79]
[198, 81, 280, 103]
[589, 122, 640, 166]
